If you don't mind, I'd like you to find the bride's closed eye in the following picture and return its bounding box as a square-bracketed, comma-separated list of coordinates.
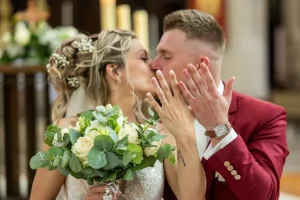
[141, 57, 149, 62]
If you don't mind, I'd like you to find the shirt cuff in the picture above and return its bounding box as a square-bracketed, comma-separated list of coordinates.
[203, 129, 238, 160]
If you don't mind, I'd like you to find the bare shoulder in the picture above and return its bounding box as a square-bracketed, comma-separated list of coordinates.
[55, 116, 78, 128]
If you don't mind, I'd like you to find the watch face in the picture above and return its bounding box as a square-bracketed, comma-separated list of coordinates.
[214, 124, 229, 137]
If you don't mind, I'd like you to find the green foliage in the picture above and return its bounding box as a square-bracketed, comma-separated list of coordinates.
[29, 104, 176, 185]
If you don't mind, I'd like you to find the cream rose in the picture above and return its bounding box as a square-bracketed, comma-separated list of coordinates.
[118, 124, 139, 144]
[52, 127, 69, 147]
[14, 22, 31, 46]
[72, 135, 94, 165]
[144, 140, 162, 156]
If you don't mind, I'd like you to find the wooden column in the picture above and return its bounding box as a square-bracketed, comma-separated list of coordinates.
[0, 65, 50, 199]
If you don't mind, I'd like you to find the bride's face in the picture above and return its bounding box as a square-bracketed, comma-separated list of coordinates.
[121, 39, 155, 98]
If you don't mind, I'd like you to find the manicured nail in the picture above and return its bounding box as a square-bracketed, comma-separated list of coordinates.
[169, 70, 175, 76]
[156, 70, 162, 76]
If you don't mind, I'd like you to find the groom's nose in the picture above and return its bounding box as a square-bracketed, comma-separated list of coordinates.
[150, 57, 162, 72]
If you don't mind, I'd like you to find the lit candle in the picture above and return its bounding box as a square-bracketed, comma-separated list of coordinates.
[117, 4, 131, 30]
[100, 0, 116, 30]
[133, 10, 149, 51]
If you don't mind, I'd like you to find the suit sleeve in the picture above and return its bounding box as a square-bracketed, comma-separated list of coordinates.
[205, 106, 289, 200]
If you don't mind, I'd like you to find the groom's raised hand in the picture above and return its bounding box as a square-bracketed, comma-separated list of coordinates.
[178, 63, 235, 136]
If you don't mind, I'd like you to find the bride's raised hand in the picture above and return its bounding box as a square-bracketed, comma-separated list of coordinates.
[147, 70, 195, 139]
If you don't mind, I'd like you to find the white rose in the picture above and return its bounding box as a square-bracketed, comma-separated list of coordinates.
[86, 130, 101, 140]
[118, 124, 139, 144]
[72, 135, 94, 165]
[52, 127, 69, 147]
[144, 140, 162, 156]
[14, 22, 31, 46]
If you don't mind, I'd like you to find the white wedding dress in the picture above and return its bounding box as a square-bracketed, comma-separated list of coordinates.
[56, 161, 164, 200]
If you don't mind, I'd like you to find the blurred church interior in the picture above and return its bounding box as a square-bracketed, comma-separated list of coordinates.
[0, 0, 299, 199]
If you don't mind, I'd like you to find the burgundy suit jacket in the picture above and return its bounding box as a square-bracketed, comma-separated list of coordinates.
[163, 91, 289, 200]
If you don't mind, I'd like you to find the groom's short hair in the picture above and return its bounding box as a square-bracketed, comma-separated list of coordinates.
[163, 9, 225, 52]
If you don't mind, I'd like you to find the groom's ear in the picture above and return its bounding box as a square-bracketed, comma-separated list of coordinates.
[106, 64, 122, 83]
[200, 56, 210, 66]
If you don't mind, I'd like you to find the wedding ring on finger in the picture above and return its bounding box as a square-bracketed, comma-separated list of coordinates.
[194, 92, 201, 97]
[161, 99, 168, 104]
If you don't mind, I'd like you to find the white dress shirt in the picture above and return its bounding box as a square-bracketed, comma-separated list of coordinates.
[194, 82, 238, 160]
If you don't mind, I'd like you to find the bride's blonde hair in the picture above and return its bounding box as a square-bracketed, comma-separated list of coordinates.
[47, 30, 147, 122]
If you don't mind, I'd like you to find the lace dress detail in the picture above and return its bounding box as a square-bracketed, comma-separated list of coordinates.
[56, 161, 164, 200]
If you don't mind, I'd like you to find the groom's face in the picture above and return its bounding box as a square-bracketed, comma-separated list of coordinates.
[152, 29, 196, 85]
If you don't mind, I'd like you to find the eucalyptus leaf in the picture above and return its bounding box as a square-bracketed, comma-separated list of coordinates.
[105, 105, 120, 118]
[53, 154, 60, 167]
[123, 151, 133, 165]
[88, 147, 107, 169]
[94, 135, 114, 151]
[122, 168, 133, 180]
[44, 130, 55, 146]
[127, 144, 142, 154]
[87, 178, 94, 185]
[82, 166, 94, 175]
[130, 156, 156, 172]
[169, 153, 176, 164]
[103, 152, 120, 170]
[69, 153, 82, 173]
[105, 172, 117, 182]
[114, 135, 128, 149]
[29, 152, 46, 169]
[46, 147, 63, 160]
[80, 110, 94, 121]
[107, 127, 118, 142]
[132, 153, 142, 164]
[61, 151, 69, 168]
[92, 111, 106, 123]
[115, 146, 127, 155]
[69, 129, 81, 144]
[157, 144, 172, 162]
[63, 133, 71, 146]
[96, 169, 108, 177]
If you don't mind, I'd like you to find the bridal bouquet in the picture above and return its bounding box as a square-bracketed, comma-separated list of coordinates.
[30, 104, 175, 187]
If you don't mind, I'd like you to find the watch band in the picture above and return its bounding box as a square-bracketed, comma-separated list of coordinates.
[205, 122, 232, 138]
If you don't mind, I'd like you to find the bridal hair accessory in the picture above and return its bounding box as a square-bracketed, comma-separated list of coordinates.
[52, 53, 70, 68]
[67, 76, 80, 88]
[74, 38, 95, 52]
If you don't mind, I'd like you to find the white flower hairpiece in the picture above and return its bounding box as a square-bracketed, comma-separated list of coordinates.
[67, 77, 80, 88]
[52, 53, 70, 67]
[74, 38, 95, 52]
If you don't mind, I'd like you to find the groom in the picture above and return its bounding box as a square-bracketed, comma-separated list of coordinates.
[151, 9, 289, 200]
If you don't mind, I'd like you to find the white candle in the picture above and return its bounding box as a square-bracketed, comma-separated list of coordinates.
[133, 10, 149, 51]
[100, 0, 116, 30]
[117, 4, 131, 30]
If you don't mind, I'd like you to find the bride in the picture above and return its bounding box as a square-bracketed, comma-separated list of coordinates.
[30, 29, 206, 200]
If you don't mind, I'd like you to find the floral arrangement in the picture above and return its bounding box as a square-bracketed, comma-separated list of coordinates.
[30, 104, 175, 188]
[0, 20, 78, 65]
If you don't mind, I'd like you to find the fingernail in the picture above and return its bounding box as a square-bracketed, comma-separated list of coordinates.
[169, 70, 175, 75]
[156, 70, 162, 76]
[147, 92, 151, 97]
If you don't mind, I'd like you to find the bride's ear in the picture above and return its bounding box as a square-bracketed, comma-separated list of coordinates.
[106, 64, 122, 84]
